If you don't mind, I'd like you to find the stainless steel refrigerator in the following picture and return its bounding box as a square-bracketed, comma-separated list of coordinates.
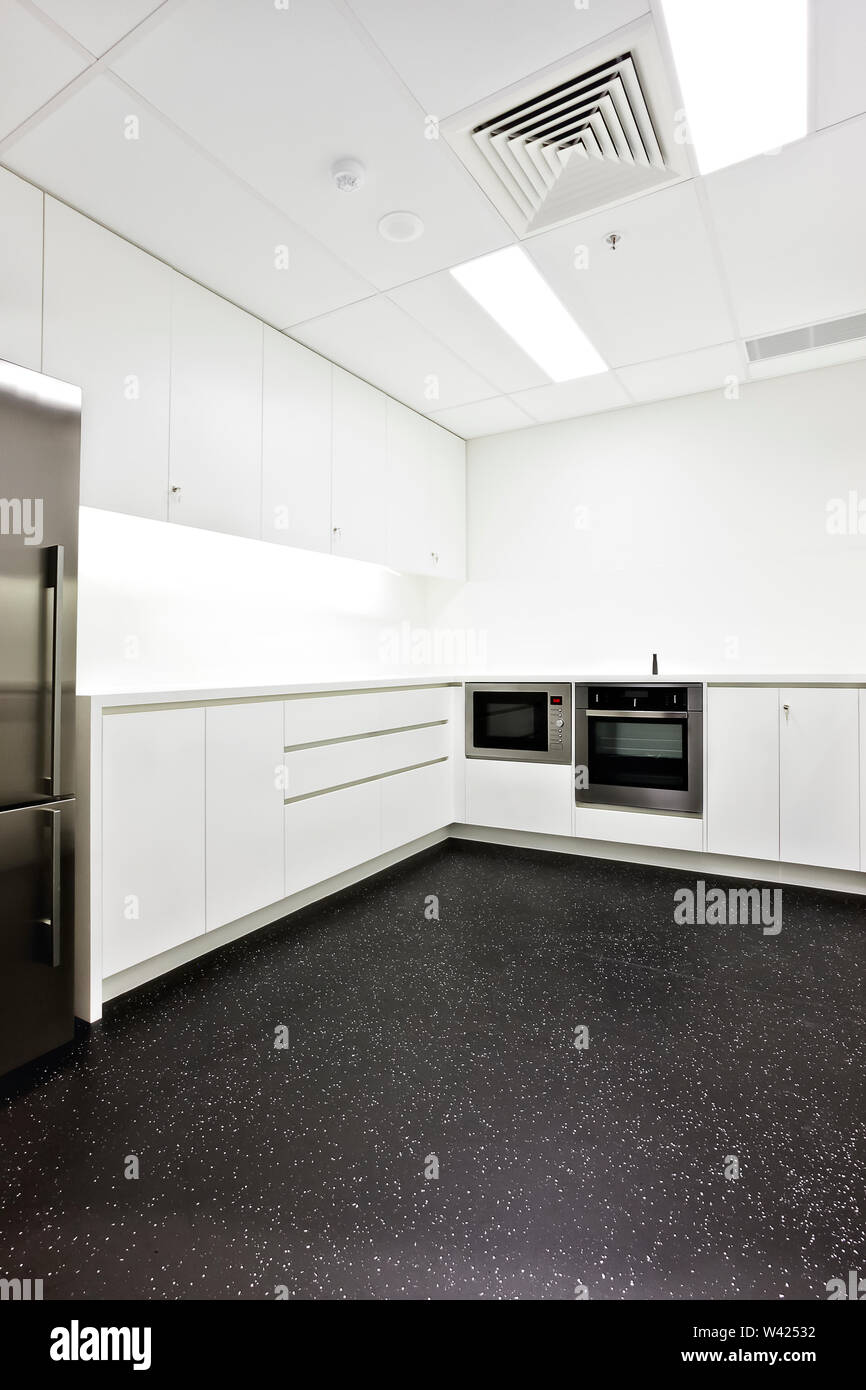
[0, 361, 80, 1078]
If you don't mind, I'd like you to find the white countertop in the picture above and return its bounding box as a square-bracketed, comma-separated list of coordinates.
[81, 676, 461, 708]
[80, 673, 866, 708]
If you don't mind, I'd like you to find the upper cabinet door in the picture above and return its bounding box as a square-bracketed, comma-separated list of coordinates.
[169, 277, 263, 539]
[0, 168, 43, 372]
[43, 199, 172, 520]
[386, 401, 466, 579]
[779, 687, 860, 871]
[427, 422, 466, 580]
[706, 686, 779, 861]
[386, 399, 432, 574]
[261, 328, 331, 553]
[331, 367, 388, 563]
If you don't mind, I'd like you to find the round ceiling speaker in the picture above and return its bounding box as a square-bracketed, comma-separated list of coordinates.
[378, 211, 424, 243]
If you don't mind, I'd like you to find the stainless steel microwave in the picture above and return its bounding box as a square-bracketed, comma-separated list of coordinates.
[466, 683, 572, 765]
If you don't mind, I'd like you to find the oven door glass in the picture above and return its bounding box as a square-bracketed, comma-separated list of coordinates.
[588, 717, 688, 791]
[473, 691, 549, 754]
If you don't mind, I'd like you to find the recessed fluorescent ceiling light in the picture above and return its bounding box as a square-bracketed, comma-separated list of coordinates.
[450, 246, 607, 382]
[660, 0, 808, 174]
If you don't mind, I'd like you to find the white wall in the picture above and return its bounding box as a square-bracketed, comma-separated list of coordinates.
[76, 507, 449, 693]
[427, 358, 866, 676]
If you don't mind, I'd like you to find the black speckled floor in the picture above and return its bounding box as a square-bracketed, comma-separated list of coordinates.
[2, 840, 865, 1301]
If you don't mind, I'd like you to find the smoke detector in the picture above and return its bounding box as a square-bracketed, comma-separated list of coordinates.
[331, 158, 365, 192]
[442, 17, 689, 237]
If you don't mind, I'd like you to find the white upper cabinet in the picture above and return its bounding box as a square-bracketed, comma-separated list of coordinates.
[43, 199, 172, 519]
[261, 328, 332, 552]
[707, 686, 780, 861]
[331, 367, 388, 563]
[779, 687, 860, 871]
[168, 276, 263, 538]
[0, 167, 43, 372]
[427, 421, 466, 579]
[386, 400, 465, 578]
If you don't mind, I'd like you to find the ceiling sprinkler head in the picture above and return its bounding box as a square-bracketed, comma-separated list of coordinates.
[605, 231, 623, 251]
[331, 158, 365, 193]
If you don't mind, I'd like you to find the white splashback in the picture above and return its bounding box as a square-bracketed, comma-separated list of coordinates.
[76, 507, 438, 693]
[427, 358, 866, 677]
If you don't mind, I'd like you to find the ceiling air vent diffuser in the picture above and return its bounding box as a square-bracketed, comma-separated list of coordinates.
[746, 312, 866, 363]
[443, 19, 688, 237]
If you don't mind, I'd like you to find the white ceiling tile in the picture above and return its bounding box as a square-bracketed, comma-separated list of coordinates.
[812, 0, 866, 129]
[31, 0, 165, 56]
[526, 180, 735, 367]
[387, 270, 549, 394]
[617, 342, 743, 403]
[346, 0, 650, 117]
[0, 73, 374, 325]
[704, 116, 866, 339]
[290, 295, 498, 412]
[748, 337, 866, 382]
[511, 373, 630, 423]
[0, 0, 88, 140]
[429, 396, 534, 438]
[109, 0, 513, 289]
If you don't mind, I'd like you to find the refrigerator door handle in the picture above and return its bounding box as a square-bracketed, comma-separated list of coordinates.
[35, 807, 62, 968]
[44, 545, 64, 798]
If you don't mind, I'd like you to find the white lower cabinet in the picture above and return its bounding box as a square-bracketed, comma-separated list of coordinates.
[707, 684, 861, 872]
[466, 760, 573, 836]
[707, 686, 779, 860]
[381, 760, 453, 853]
[102, 708, 205, 976]
[285, 781, 381, 897]
[861, 692, 866, 872]
[205, 702, 285, 930]
[779, 687, 859, 870]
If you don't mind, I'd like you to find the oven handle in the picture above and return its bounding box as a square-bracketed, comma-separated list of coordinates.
[585, 710, 689, 720]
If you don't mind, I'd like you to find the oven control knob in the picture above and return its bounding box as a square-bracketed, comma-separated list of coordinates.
[555, 718, 564, 728]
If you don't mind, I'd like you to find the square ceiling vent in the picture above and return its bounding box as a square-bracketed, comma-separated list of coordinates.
[443, 18, 690, 237]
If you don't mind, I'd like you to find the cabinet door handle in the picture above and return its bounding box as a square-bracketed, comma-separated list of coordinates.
[430, 551, 439, 564]
[170, 484, 182, 500]
[783, 703, 790, 720]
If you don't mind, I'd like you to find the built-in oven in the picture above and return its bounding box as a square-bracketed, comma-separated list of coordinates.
[574, 684, 703, 814]
[466, 683, 572, 765]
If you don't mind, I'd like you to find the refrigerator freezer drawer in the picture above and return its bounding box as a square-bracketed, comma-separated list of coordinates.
[0, 799, 74, 1077]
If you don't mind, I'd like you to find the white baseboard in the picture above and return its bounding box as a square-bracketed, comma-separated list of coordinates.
[99, 820, 866, 1018]
[450, 823, 866, 895]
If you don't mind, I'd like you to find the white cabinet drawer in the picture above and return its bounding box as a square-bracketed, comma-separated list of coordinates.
[285, 724, 449, 798]
[285, 781, 381, 896]
[573, 805, 703, 852]
[284, 692, 383, 744]
[378, 686, 451, 728]
[381, 761, 454, 853]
